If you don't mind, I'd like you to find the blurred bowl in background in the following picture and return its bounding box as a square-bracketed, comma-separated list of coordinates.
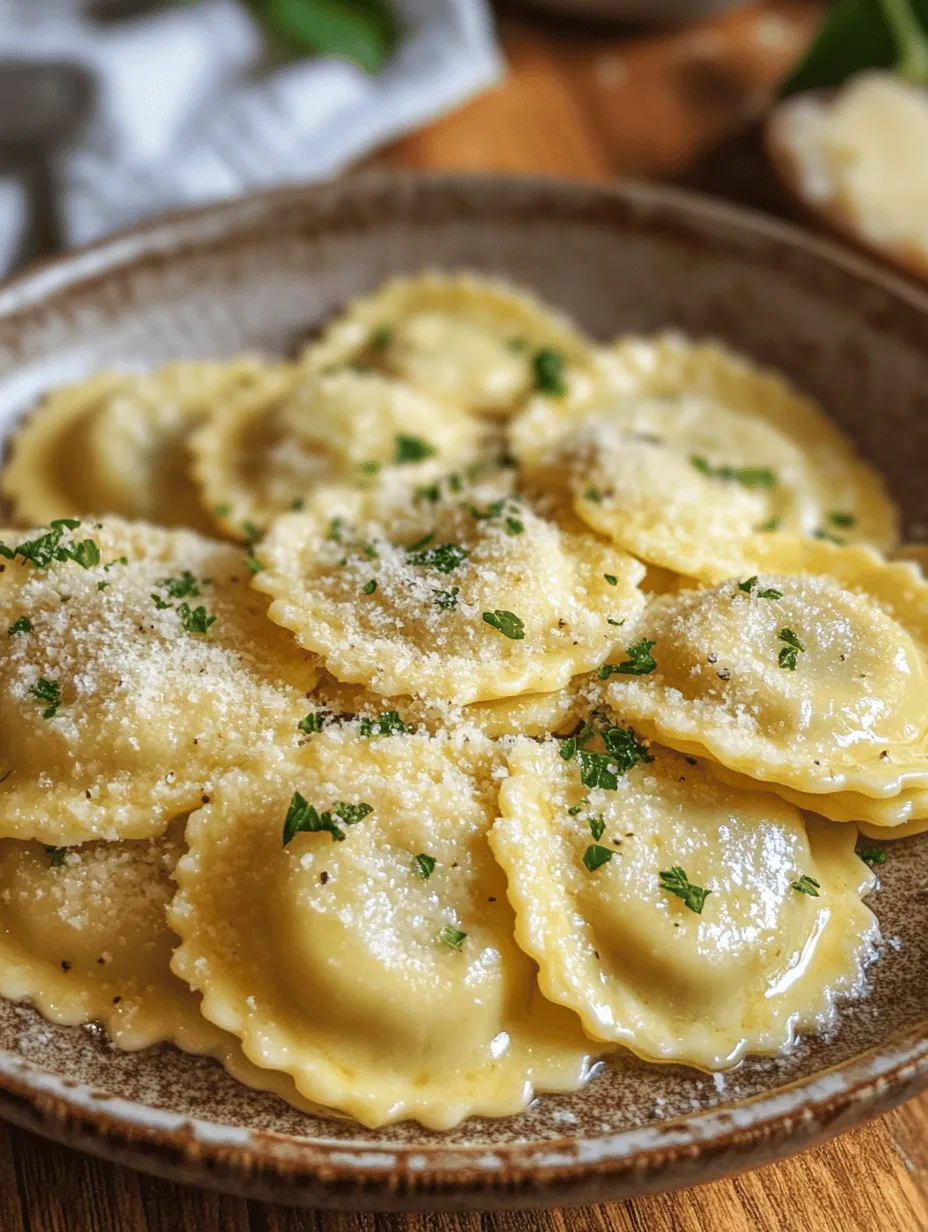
[514, 0, 751, 24]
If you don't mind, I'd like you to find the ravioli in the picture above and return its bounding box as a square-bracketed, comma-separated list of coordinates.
[608, 541, 928, 816]
[510, 334, 897, 581]
[0, 823, 321, 1111]
[254, 483, 645, 704]
[169, 732, 596, 1129]
[301, 272, 603, 418]
[492, 739, 878, 1069]
[190, 364, 485, 537]
[310, 672, 588, 741]
[1, 362, 261, 534]
[0, 519, 319, 844]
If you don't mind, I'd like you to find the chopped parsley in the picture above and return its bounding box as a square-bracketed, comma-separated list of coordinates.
[759, 516, 781, 532]
[860, 846, 886, 866]
[215, 504, 231, 517]
[394, 434, 436, 464]
[738, 576, 782, 599]
[412, 853, 436, 881]
[45, 846, 69, 868]
[814, 528, 846, 545]
[150, 593, 173, 610]
[584, 488, 602, 503]
[290, 498, 306, 511]
[413, 482, 441, 504]
[408, 542, 468, 574]
[778, 627, 805, 670]
[361, 579, 378, 595]
[439, 925, 467, 950]
[690, 455, 777, 489]
[828, 511, 856, 529]
[588, 814, 606, 841]
[602, 724, 654, 773]
[659, 866, 711, 914]
[97, 581, 109, 591]
[178, 603, 216, 635]
[406, 530, 436, 553]
[791, 874, 821, 897]
[359, 710, 411, 737]
[604, 574, 618, 586]
[363, 542, 378, 560]
[298, 712, 325, 734]
[465, 498, 506, 521]
[0, 520, 101, 572]
[242, 520, 261, 547]
[7, 616, 31, 636]
[505, 515, 524, 536]
[244, 554, 264, 575]
[576, 751, 619, 791]
[156, 571, 200, 599]
[583, 844, 613, 872]
[31, 677, 61, 720]
[532, 348, 567, 396]
[281, 791, 373, 845]
[598, 637, 657, 678]
[482, 609, 525, 640]
[370, 325, 392, 350]
[433, 586, 460, 611]
[327, 517, 344, 543]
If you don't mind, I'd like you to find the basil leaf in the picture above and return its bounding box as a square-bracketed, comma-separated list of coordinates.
[259, 0, 399, 75]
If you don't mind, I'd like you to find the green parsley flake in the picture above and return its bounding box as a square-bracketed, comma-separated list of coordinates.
[31, 678, 60, 720]
[150, 593, 173, 611]
[360, 460, 381, 476]
[406, 530, 436, 553]
[412, 853, 436, 881]
[585, 487, 602, 503]
[576, 751, 619, 791]
[778, 627, 805, 670]
[282, 791, 373, 846]
[505, 516, 524, 536]
[603, 574, 618, 586]
[328, 517, 344, 543]
[559, 738, 577, 761]
[362, 579, 378, 595]
[0, 520, 101, 572]
[45, 846, 69, 868]
[791, 874, 821, 897]
[215, 504, 231, 517]
[738, 576, 782, 599]
[759, 516, 781, 532]
[602, 725, 654, 773]
[532, 348, 567, 396]
[598, 637, 657, 678]
[659, 866, 711, 914]
[408, 542, 468, 574]
[482, 609, 525, 640]
[860, 846, 886, 866]
[97, 581, 109, 591]
[298, 712, 325, 734]
[394, 434, 436, 465]
[583, 844, 613, 872]
[413, 483, 441, 504]
[7, 616, 31, 636]
[242, 520, 261, 547]
[588, 815, 606, 841]
[244, 555, 264, 575]
[370, 325, 392, 350]
[814, 528, 847, 545]
[157, 571, 200, 599]
[439, 925, 467, 950]
[178, 603, 216, 635]
[69, 539, 101, 569]
[359, 710, 411, 737]
[690, 454, 777, 489]
[828, 511, 856, 529]
[290, 498, 306, 511]
[433, 586, 460, 611]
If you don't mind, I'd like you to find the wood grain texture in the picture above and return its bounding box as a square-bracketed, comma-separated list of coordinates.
[5, 3, 928, 1229]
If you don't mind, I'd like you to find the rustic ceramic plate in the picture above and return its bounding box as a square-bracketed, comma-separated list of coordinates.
[0, 175, 927, 1211]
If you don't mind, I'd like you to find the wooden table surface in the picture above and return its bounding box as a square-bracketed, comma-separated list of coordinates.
[6, 3, 928, 1229]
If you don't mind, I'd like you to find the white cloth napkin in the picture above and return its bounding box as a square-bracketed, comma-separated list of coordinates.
[0, 0, 502, 273]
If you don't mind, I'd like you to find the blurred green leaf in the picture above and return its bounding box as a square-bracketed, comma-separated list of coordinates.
[251, 0, 399, 74]
[780, 0, 928, 95]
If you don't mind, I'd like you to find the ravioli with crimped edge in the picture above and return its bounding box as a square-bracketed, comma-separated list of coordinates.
[309, 671, 588, 741]
[607, 538, 928, 824]
[253, 481, 644, 704]
[0, 518, 319, 845]
[491, 736, 878, 1069]
[1, 361, 263, 535]
[0, 822, 323, 1111]
[510, 334, 896, 581]
[300, 272, 604, 418]
[169, 731, 597, 1129]
[190, 362, 487, 538]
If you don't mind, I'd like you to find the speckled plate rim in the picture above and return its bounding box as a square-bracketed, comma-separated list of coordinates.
[1, 173, 928, 1210]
